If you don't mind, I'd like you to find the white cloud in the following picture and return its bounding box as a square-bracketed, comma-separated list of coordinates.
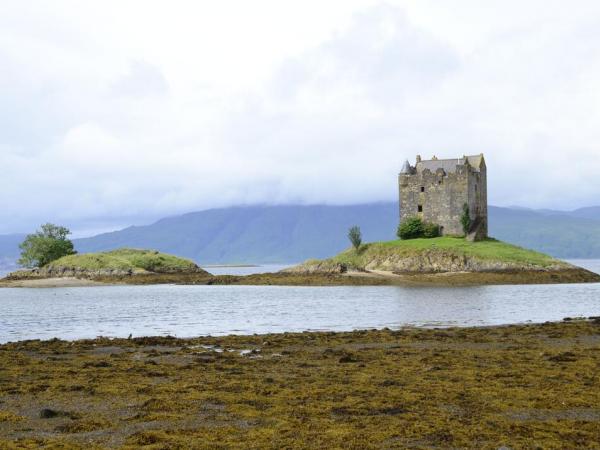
[0, 1, 599, 234]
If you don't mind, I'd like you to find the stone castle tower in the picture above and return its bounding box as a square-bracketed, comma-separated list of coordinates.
[398, 154, 488, 240]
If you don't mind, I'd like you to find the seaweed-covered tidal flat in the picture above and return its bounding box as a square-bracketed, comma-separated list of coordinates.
[1, 320, 600, 448]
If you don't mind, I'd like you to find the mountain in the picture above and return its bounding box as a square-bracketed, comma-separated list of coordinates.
[2, 204, 599, 268]
[0, 234, 26, 275]
[527, 206, 600, 221]
[567, 206, 600, 221]
[488, 207, 600, 258]
[75, 204, 600, 263]
[75, 204, 400, 264]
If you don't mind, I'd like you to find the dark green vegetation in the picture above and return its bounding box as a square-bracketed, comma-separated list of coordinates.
[397, 217, 440, 240]
[461, 203, 471, 235]
[347, 225, 362, 250]
[18, 224, 76, 268]
[45, 249, 200, 273]
[1, 320, 600, 448]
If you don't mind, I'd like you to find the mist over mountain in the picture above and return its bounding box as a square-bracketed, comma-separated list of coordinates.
[1, 204, 598, 272]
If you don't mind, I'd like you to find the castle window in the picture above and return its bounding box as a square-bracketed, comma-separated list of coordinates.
[418, 205, 423, 212]
[420, 186, 425, 192]
[438, 180, 442, 185]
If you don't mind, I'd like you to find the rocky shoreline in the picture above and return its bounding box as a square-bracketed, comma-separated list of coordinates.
[1, 265, 598, 287]
[3, 238, 599, 287]
[285, 248, 579, 275]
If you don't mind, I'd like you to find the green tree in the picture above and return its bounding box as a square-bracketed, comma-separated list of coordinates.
[460, 203, 471, 236]
[18, 223, 76, 268]
[397, 217, 425, 240]
[348, 225, 362, 251]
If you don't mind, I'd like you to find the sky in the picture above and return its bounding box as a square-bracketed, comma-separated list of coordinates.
[1, 0, 600, 236]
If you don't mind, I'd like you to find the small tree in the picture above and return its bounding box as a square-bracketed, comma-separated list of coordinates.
[348, 225, 362, 251]
[460, 203, 471, 236]
[397, 217, 425, 240]
[18, 223, 76, 268]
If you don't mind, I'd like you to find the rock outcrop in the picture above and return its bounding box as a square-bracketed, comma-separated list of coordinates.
[5, 264, 208, 281]
[286, 244, 576, 276]
[284, 260, 348, 275]
[360, 250, 571, 274]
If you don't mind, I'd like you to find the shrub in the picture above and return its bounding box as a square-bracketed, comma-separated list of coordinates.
[460, 203, 471, 235]
[423, 222, 441, 238]
[397, 217, 425, 240]
[397, 217, 441, 240]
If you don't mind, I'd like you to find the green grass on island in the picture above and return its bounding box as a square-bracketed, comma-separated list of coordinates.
[307, 237, 565, 270]
[5, 240, 596, 286]
[46, 248, 200, 273]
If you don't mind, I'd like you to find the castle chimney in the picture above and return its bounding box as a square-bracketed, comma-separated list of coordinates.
[416, 154, 421, 163]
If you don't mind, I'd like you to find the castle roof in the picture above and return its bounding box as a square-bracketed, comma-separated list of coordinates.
[416, 154, 485, 174]
[400, 159, 412, 174]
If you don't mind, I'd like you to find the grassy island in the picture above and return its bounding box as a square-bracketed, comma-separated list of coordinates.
[324, 237, 561, 269]
[286, 237, 600, 285]
[1, 319, 600, 448]
[45, 248, 202, 274]
[1, 240, 598, 287]
[1, 249, 209, 286]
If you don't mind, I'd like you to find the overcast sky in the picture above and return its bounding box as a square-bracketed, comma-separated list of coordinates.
[1, 1, 599, 236]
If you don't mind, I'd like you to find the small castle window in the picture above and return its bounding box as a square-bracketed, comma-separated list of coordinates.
[420, 186, 425, 192]
[418, 205, 423, 212]
[438, 180, 442, 185]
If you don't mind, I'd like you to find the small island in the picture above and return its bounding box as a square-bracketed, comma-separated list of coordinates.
[2, 239, 598, 287]
[285, 237, 600, 285]
[2, 249, 211, 287]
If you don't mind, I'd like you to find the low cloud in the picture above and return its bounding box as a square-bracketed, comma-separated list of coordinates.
[0, 1, 599, 235]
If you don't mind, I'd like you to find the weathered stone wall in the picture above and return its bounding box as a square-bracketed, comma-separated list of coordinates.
[399, 158, 488, 237]
[399, 166, 469, 235]
[465, 163, 488, 238]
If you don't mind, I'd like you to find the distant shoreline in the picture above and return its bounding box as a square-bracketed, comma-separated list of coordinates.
[1, 265, 599, 288]
[200, 264, 259, 268]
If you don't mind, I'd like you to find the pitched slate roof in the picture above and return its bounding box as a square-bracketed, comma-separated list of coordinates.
[400, 160, 412, 174]
[416, 154, 484, 174]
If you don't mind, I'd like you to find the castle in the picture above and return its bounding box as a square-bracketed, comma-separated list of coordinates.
[398, 154, 488, 240]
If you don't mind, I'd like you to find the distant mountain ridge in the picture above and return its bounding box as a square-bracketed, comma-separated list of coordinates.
[1, 204, 599, 270]
[75, 204, 600, 262]
[0, 234, 25, 275]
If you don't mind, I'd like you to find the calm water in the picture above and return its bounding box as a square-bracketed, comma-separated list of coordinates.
[200, 264, 294, 276]
[566, 259, 600, 276]
[0, 259, 599, 343]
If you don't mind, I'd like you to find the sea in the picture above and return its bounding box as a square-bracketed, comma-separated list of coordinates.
[0, 260, 598, 343]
